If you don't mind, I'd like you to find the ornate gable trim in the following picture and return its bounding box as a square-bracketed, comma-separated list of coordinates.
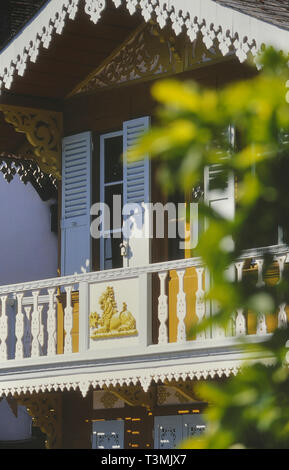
[70, 22, 226, 96]
[1, 0, 289, 93]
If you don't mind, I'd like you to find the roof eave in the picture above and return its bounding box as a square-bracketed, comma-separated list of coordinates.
[1, 0, 289, 93]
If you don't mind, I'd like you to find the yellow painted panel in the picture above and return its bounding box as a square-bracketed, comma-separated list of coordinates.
[168, 267, 200, 343]
[57, 291, 79, 354]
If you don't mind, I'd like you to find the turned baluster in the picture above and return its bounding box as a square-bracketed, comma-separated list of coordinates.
[158, 272, 168, 344]
[0, 296, 8, 361]
[195, 267, 206, 340]
[47, 288, 57, 356]
[255, 259, 267, 336]
[31, 291, 41, 358]
[235, 261, 246, 336]
[15, 293, 24, 360]
[176, 270, 187, 344]
[64, 286, 74, 354]
[275, 255, 288, 328]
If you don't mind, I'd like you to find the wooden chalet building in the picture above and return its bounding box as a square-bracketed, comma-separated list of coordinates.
[0, 0, 289, 449]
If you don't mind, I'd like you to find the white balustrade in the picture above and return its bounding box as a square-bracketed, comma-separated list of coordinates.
[235, 261, 246, 336]
[31, 290, 41, 358]
[176, 270, 187, 344]
[24, 305, 32, 357]
[0, 246, 286, 370]
[64, 286, 74, 354]
[47, 288, 57, 356]
[15, 293, 24, 360]
[255, 259, 267, 336]
[158, 272, 169, 344]
[276, 255, 288, 328]
[0, 280, 77, 362]
[195, 267, 206, 340]
[0, 296, 8, 360]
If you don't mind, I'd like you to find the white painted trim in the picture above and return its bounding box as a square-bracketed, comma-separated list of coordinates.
[0, 243, 287, 296]
[1, 0, 289, 92]
[99, 129, 123, 270]
[0, 343, 275, 397]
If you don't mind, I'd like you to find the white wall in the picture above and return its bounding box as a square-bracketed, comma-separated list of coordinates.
[0, 175, 58, 285]
[0, 174, 58, 444]
[0, 400, 32, 442]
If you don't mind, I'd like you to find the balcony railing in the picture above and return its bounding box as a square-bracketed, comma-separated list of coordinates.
[0, 245, 288, 370]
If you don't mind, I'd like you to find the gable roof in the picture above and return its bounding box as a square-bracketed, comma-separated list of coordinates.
[215, 0, 289, 31]
[0, 1, 47, 46]
[1, 0, 289, 94]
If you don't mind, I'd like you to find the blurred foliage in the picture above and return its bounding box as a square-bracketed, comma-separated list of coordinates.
[131, 48, 289, 448]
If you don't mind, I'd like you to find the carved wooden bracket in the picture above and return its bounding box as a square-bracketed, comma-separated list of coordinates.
[165, 379, 204, 403]
[0, 104, 62, 179]
[15, 392, 62, 449]
[104, 383, 157, 410]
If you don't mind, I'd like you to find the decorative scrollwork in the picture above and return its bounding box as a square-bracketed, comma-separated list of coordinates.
[104, 383, 156, 409]
[72, 22, 226, 96]
[0, 0, 276, 93]
[0, 154, 57, 200]
[84, 0, 106, 24]
[72, 23, 181, 95]
[16, 392, 62, 449]
[0, 105, 62, 179]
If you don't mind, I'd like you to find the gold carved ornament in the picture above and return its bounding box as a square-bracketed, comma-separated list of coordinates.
[165, 378, 206, 404]
[68, 22, 183, 96]
[89, 286, 138, 339]
[15, 392, 62, 449]
[103, 383, 157, 410]
[68, 22, 226, 97]
[0, 104, 62, 179]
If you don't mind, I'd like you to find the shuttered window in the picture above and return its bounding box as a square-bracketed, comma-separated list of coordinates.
[61, 131, 92, 276]
[123, 116, 151, 267]
[204, 126, 235, 221]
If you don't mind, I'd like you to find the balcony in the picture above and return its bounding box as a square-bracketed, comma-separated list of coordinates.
[0, 245, 287, 397]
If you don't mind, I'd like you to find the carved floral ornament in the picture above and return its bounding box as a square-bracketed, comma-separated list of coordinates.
[72, 22, 183, 95]
[71, 22, 223, 95]
[0, 105, 62, 179]
[0, 0, 288, 92]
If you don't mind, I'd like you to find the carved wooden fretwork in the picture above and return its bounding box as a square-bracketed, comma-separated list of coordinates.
[157, 386, 171, 406]
[70, 23, 227, 96]
[70, 23, 180, 95]
[0, 105, 62, 179]
[100, 391, 121, 409]
[16, 392, 62, 449]
[165, 379, 204, 404]
[104, 383, 156, 410]
[0, 155, 57, 200]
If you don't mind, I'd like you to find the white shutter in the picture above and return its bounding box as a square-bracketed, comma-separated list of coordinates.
[123, 116, 150, 267]
[61, 131, 92, 276]
[204, 126, 235, 220]
[204, 127, 235, 337]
